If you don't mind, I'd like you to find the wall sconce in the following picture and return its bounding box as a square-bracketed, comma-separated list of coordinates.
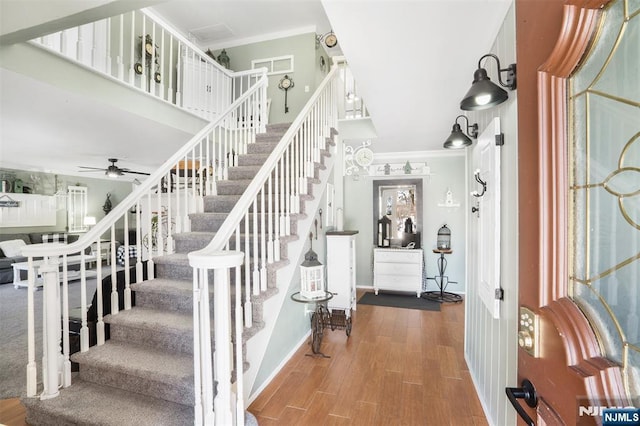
[443, 115, 478, 149]
[460, 54, 517, 111]
[471, 169, 487, 197]
[316, 30, 338, 48]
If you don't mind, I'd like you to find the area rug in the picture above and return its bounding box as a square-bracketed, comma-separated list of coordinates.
[358, 292, 440, 311]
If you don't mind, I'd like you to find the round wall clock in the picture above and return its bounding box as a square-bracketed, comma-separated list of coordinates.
[324, 33, 338, 48]
[355, 147, 374, 167]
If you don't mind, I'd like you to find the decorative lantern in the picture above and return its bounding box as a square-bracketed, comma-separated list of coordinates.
[300, 243, 325, 299]
[377, 215, 392, 247]
[437, 224, 451, 250]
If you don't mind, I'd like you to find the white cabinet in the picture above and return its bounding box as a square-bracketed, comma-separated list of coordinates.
[374, 248, 423, 297]
[180, 56, 230, 121]
[326, 231, 358, 312]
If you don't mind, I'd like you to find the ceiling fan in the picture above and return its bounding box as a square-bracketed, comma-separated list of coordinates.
[79, 158, 150, 178]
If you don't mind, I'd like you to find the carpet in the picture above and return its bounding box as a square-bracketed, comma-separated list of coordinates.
[358, 291, 440, 311]
[0, 266, 118, 399]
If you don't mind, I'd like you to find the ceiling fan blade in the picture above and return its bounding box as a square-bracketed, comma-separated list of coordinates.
[78, 166, 105, 171]
[123, 170, 151, 176]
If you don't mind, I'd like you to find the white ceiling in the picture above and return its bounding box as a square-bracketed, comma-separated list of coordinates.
[0, 0, 512, 180]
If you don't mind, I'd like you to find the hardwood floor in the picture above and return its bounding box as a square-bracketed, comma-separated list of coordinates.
[248, 290, 488, 425]
[0, 290, 487, 426]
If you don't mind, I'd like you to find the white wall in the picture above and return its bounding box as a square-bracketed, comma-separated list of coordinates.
[343, 152, 467, 293]
[464, 4, 518, 425]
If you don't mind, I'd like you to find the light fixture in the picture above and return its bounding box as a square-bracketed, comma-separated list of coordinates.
[217, 49, 230, 69]
[83, 216, 96, 230]
[316, 30, 338, 48]
[443, 115, 478, 149]
[460, 54, 517, 111]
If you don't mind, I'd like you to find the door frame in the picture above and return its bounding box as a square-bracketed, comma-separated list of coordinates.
[517, 0, 629, 423]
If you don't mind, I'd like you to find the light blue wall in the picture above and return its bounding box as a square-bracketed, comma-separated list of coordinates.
[252, 168, 332, 390]
[343, 154, 467, 293]
[210, 32, 322, 125]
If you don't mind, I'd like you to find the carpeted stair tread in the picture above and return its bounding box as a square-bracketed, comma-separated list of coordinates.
[131, 278, 192, 297]
[71, 340, 193, 382]
[153, 252, 190, 265]
[22, 378, 193, 426]
[105, 307, 191, 332]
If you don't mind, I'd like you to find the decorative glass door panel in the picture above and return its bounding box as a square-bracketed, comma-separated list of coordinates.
[568, 0, 640, 401]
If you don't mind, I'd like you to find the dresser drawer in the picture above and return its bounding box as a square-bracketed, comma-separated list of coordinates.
[374, 249, 422, 264]
[375, 262, 422, 276]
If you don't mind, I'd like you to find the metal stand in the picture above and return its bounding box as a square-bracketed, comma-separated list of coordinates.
[422, 249, 463, 303]
[291, 291, 334, 358]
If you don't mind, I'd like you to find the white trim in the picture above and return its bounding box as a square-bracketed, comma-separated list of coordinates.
[205, 25, 318, 51]
[251, 55, 294, 76]
[373, 150, 465, 162]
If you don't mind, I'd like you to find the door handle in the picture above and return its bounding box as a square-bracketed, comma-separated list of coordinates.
[505, 379, 538, 426]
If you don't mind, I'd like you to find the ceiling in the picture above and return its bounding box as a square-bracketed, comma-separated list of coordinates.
[0, 0, 512, 180]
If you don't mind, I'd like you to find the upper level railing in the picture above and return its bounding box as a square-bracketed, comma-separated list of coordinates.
[31, 8, 254, 123]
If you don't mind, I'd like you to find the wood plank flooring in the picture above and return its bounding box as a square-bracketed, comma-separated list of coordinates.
[0, 290, 487, 426]
[248, 290, 488, 425]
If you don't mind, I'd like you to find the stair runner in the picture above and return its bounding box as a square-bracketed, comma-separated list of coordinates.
[22, 123, 336, 425]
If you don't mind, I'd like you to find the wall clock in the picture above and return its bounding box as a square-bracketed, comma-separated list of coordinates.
[278, 74, 294, 113]
[355, 147, 374, 167]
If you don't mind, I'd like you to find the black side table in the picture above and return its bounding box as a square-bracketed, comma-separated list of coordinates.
[422, 249, 463, 303]
[291, 291, 334, 358]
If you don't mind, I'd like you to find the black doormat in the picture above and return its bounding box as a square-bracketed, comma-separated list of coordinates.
[358, 292, 440, 311]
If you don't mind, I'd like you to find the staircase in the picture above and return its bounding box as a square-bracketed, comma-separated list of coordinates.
[21, 123, 336, 425]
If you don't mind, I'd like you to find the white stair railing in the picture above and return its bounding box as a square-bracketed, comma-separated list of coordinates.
[188, 63, 342, 425]
[31, 8, 255, 122]
[20, 71, 268, 404]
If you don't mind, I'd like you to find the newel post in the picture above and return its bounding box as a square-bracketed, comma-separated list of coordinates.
[39, 260, 62, 400]
[189, 250, 245, 426]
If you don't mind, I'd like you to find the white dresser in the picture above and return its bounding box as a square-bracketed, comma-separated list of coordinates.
[326, 231, 358, 312]
[373, 248, 424, 297]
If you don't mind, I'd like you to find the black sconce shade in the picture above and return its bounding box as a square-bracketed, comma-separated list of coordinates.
[460, 54, 517, 111]
[443, 115, 478, 149]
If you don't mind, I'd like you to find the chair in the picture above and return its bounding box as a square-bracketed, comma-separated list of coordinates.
[169, 159, 205, 193]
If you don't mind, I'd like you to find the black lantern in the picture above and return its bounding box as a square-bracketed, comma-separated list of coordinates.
[377, 216, 392, 247]
[437, 224, 451, 250]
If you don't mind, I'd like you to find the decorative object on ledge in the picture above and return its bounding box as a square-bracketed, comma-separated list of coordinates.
[460, 53, 517, 111]
[368, 162, 430, 177]
[437, 189, 461, 208]
[443, 115, 478, 149]
[278, 74, 294, 113]
[471, 169, 487, 197]
[217, 49, 230, 69]
[316, 30, 338, 48]
[344, 140, 373, 176]
[134, 34, 161, 83]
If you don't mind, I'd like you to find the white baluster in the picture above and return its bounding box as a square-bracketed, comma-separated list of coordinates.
[267, 174, 273, 263]
[60, 258, 71, 387]
[117, 14, 124, 80]
[96, 241, 105, 345]
[252, 200, 259, 295]
[110, 226, 119, 315]
[260, 187, 267, 291]
[27, 258, 37, 397]
[124, 215, 132, 310]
